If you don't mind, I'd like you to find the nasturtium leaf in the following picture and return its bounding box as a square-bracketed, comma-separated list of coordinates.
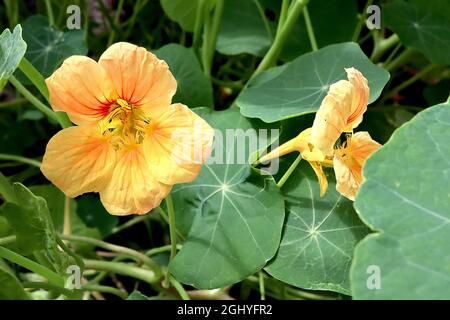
[383, 0, 450, 65]
[160, 0, 202, 32]
[19, 15, 87, 79]
[0, 25, 26, 91]
[265, 163, 369, 295]
[281, 0, 358, 61]
[127, 290, 150, 300]
[0, 264, 30, 300]
[169, 108, 285, 289]
[237, 42, 390, 123]
[216, 0, 275, 56]
[154, 44, 213, 108]
[1, 183, 74, 274]
[351, 102, 450, 299]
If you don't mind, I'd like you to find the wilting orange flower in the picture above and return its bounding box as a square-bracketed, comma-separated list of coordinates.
[311, 67, 369, 156]
[258, 68, 380, 201]
[41, 42, 214, 215]
[333, 132, 381, 200]
[258, 128, 330, 196]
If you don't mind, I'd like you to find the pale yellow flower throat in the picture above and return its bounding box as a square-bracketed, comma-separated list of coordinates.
[99, 98, 151, 146]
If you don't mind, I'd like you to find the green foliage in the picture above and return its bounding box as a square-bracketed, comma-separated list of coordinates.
[0, 25, 26, 91]
[237, 43, 390, 122]
[170, 108, 285, 289]
[351, 102, 450, 299]
[0, 263, 30, 300]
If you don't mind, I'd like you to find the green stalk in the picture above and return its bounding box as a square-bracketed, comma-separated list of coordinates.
[251, 0, 309, 80]
[107, 0, 125, 46]
[18, 58, 49, 100]
[0, 172, 16, 203]
[83, 259, 160, 285]
[0, 154, 41, 168]
[165, 195, 177, 261]
[60, 234, 162, 276]
[277, 154, 302, 188]
[0, 246, 65, 287]
[303, 5, 317, 51]
[82, 284, 128, 299]
[370, 34, 400, 62]
[259, 271, 266, 300]
[169, 276, 190, 300]
[0, 235, 16, 246]
[351, 0, 374, 42]
[45, 0, 55, 25]
[192, 0, 207, 56]
[0, 98, 27, 109]
[254, 0, 273, 41]
[111, 215, 150, 234]
[277, 0, 290, 35]
[206, 0, 225, 74]
[384, 48, 416, 72]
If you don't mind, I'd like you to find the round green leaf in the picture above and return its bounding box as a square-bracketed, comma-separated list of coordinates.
[237, 42, 390, 123]
[154, 44, 213, 108]
[384, 0, 450, 65]
[0, 25, 27, 91]
[169, 108, 285, 289]
[265, 163, 369, 295]
[351, 101, 450, 299]
[19, 15, 87, 79]
[0, 265, 30, 300]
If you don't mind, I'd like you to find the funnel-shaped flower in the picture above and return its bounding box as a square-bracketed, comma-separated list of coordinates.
[311, 68, 369, 156]
[259, 128, 329, 196]
[41, 42, 214, 215]
[333, 131, 381, 201]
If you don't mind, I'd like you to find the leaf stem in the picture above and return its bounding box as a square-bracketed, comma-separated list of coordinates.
[384, 48, 416, 72]
[303, 5, 318, 51]
[0, 154, 41, 168]
[18, 58, 49, 100]
[169, 276, 190, 300]
[107, 0, 125, 46]
[277, 154, 302, 188]
[370, 34, 400, 62]
[351, 0, 374, 42]
[45, 0, 55, 26]
[165, 195, 177, 261]
[254, 0, 273, 41]
[193, 0, 207, 56]
[259, 271, 266, 300]
[82, 284, 128, 299]
[0, 235, 16, 246]
[111, 214, 150, 234]
[0, 246, 65, 287]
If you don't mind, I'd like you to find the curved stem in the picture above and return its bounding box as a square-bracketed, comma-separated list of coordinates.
[384, 48, 416, 72]
[259, 271, 266, 300]
[193, 0, 207, 55]
[82, 284, 128, 299]
[165, 195, 177, 261]
[0, 246, 65, 287]
[111, 214, 150, 234]
[169, 276, 190, 300]
[277, 0, 290, 34]
[277, 154, 302, 188]
[254, 0, 273, 41]
[83, 259, 159, 285]
[370, 34, 400, 62]
[303, 5, 318, 51]
[0, 235, 16, 246]
[45, 0, 55, 25]
[59, 234, 162, 277]
[0, 154, 41, 168]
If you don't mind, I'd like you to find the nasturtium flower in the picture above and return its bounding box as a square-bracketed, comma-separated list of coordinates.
[333, 132, 381, 201]
[258, 128, 330, 196]
[258, 67, 380, 201]
[311, 67, 369, 156]
[41, 42, 214, 215]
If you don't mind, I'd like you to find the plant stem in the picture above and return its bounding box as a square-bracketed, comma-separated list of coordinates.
[303, 5, 317, 51]
[111, 215, 150, 234]
[0, 246, 65, 287]
[59, 234, 161, 276]
[63, 197, 72, 236]
[277, 154, 302, 188]
[0, 235, 16, 246]
[18, 58, 50, 100]
[254, 0, 273, 41]
[8, 76, 63, 127]
[82, 284, 128, 299]
[259, 271, 266, 300]
[192, 0, 207, 56]
[0, 154, 41, 168]
[370, 34, 400, 62]
[277, 0, 290, 35]
[384, 64, 439, 101]
[107, 0, 125, 46]
[0, 98, 27, 109]
[45, 0, 55, 25]
[0, 172, 16, 203]
[146, 244, 181, 257]
[384, 48, 416, 72]
[251, 0, 308, 80]
[351, 0, 374, 42]
[165, 195, 177, 261]
[169, 276, 190, 300]
[83, 259, 159, 285]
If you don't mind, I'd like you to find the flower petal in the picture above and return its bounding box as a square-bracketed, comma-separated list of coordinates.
[100, 145, 172, 215]
[98, 42, 177, 117]
[345, 67, 369, 130]
[143, 104, 214, 185]
[311, 80, 354, 156]
[46, 56, 117, 125]
[41, 126, 116, 197]
[333, 131, 381, 201]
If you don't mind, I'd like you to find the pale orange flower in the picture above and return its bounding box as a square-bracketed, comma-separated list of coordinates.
[41, 42, 214, 215]
[258, 128, 330, 196]
[311, 67, 369, 156]
[333, 132, 381, 201]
